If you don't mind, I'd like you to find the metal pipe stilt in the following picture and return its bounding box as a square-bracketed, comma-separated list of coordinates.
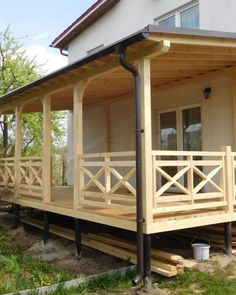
[143, 234, 152, 291]
[43, 211, 49, 244]
[75, 218, 82, 260]
[224, 222, 232, 256]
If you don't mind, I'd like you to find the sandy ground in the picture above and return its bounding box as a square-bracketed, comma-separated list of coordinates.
[0, 213, 129, 276]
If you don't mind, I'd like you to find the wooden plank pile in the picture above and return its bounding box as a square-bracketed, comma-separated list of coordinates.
[21, 217, 196, 277]
[82, 233, 187, 277]
[168, 224, 236, 253]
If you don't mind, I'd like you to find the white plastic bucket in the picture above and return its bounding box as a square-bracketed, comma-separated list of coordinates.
[192, 243, 210, 260]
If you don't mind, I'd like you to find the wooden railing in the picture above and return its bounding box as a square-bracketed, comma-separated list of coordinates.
[0, 158, 15, 192]
[152, 150, 228, 214]
[18, 157, 43, 199]
[78, 152, 136, 211]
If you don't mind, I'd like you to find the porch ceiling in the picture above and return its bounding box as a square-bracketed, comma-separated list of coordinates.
[1, 26, 236, 113]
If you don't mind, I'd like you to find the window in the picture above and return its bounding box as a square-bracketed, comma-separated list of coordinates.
[159, 15, 175, 28]
[180, 5, 199, 28]
[155, 2, 199, 29]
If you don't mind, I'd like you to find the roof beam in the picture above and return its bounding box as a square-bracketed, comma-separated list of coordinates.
[156, 65, 236, 90]
[148, 34, 236, 48]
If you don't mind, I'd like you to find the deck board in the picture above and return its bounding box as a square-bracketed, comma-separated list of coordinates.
[0, 185, 234, 233]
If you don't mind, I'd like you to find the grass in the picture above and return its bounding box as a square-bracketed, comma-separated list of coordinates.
[0, 226, 75, 294]
[0, 224, 136, 294]
[46, 268, 136, 295]
[153, 260, 236, 295]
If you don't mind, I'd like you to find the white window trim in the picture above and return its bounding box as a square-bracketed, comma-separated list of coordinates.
[155, 1, 199, 28]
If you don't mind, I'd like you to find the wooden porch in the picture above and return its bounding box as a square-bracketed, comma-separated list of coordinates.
[1, 27, 236, 234]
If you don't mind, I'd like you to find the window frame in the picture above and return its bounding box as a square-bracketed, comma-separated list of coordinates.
[155, 1, 199, 29]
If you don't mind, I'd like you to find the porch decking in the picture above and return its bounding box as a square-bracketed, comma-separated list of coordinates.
[1, 148, 236, 234]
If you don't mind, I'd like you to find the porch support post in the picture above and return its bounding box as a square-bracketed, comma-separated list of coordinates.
[139, 57, 153, 227]
[42, 95, 51, 203]
[43, 211, 49, 244]
[74, 218, 82, 259]
[104, 102, 110, 152]
[232, 78, 236, 150]
[73, 80, 90, 209]
[139, 57, 153, 288]
[224, 222, 232, 256]
[14, 106, 23, 198]
[222, 146, 234, 214]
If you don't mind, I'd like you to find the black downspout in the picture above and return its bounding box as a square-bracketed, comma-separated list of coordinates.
[116, 45, 144, 284]
[60, 48, 68, 57]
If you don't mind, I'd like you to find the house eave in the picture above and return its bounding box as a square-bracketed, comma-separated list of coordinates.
[51, 0, 120, 50]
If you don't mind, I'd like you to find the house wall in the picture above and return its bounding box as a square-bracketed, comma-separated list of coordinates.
[68, 0, 236, 62]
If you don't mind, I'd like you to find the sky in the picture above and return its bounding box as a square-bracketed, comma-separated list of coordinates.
[0, 0, 96, 74]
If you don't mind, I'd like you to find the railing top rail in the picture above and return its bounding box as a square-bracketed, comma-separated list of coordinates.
[0, 157, 15, 161]
[152, 150, 225, 157]
[19, 156, 43, 161]
[79, 151, 136, 158]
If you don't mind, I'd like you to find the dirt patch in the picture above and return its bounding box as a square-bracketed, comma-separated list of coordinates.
[195, 253, 236, 273]
[0, 213, 129, 276]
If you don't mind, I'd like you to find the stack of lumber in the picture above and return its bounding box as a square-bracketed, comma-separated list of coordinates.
[82, 233, 187, 277]
[21, 217, 196, 277]
[168, 224, 236, 254]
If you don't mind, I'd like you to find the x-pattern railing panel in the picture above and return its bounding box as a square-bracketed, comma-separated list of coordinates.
[152, 150, 226, 214]
[79, 152, 136, 211]
[0, 158, 15, 189]
[18, 157, 43, 198]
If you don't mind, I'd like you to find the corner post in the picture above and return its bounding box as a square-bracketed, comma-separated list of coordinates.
[42, 95, 51, 203]
[222, 146, 234, 214]
[139, 57, 153, 228]
[14, 106, 23, 198]
[139, 57, 152, 288]
[73, 80, 90, 209]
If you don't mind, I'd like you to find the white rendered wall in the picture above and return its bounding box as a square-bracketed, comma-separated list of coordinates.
[68, 0, 191, 62]
[68, 0, 236, 62]
[200, 0, 236, 32]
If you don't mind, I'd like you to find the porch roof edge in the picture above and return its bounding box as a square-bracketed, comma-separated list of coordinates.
[0, 29, 148, 104]
[1, 25, 236, 104]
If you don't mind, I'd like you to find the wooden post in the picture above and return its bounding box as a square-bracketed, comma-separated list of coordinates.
[187, 155, 194, 204]
[222, 146, 234, 214]
[73, 80, 90, 210]
[14, 106, 23, 198]
[139, 57, 153, 228]
[42, 95, 51, 203]
[232, 78, 236, 150]
[104, 103, 110, 152]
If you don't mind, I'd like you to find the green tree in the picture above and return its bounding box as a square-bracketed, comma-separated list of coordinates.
[0, 27, 66, 157]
